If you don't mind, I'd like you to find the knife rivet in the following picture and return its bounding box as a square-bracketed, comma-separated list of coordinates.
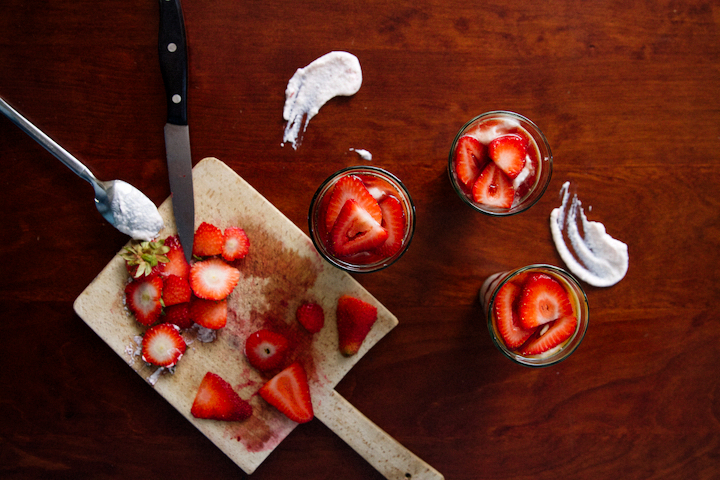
[172, 94, 182, 104]
[167, 43, 177, 53]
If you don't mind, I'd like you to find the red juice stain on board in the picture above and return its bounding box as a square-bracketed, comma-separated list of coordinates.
[220, 223, 324, 452]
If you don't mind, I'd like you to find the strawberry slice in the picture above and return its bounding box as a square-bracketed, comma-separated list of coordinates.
[164, 302, 193, 329]
[453, 135, 488, 190]
[373, 195, 406, 257]
[296, 302, 325, 334]
[488, 133, 527, 179]
[124, 276, 163, 326]
[336, 295, 378, 356]
[161, 244, 190, 281]
[519, 315, 578, 355]
[259, 362, 314, 424]
[518, 273, 574, 329]
[472, 162, 515, 209]
[245, 329, 290, 371]
[329, 199, 389, 257]
[324, 175, 383, 233]
[493, 281, 535, 349]
[191, 372, 252, 421]
[141, 323, 186, 367]
[193, 222, 224, 257]
[189, 298, 227, 329]
[222, 227, 250, 261]
[162, 274, 191, 307]
[190, 258, 240, 300]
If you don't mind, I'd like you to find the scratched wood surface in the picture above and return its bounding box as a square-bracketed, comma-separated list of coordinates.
[1, 1, 718, 479]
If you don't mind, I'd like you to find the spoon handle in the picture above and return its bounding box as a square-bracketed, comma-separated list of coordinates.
[0, 97, 98, 185]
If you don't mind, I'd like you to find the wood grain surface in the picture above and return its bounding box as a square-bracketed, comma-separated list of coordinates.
[1, 1, 718, 479]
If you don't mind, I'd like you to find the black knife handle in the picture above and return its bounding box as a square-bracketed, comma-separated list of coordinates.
[158, 0, 188, 126]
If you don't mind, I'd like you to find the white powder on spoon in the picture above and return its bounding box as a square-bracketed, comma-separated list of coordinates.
[550, 182, 629, 287]
[282, 51, 363, 149]
[110, 180, 164, 241]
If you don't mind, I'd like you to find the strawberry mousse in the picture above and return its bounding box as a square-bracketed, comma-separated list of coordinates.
[449, 111, 553, 215]
[479, 264, 589, 367]
[309, 166, 415, 273]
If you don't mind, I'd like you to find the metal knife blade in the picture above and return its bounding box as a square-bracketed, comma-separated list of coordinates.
[159, 0, 194, 262]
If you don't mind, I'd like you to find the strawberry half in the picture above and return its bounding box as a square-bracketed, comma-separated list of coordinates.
[329, 199, 389, 257]
[222, 227, 250, 261]
[519, 315, 578, 355]
[190, 258, 240, 301]
[259, 362, 314, 424]
[494, 281, 535, 349]
[141, 323, 186, 367]
[191, 372, 252, 421]
[488, 133, 527, 179]
[518, 273, 574, 329]
[296, 302, 324, 334]
[472, 162, 515, 209]
[453, 135, 488, 190]
[373, 195, 406, 257]
[190, 298, 227, 330]
[164, 302, 193, 329]
[125, 276, 163, 326]
[162, 274, 191, 307]
[161, 244, 190, 281]
[336, 295, 378, 356]
[193, 222, 224, 257]
[324, 175, 383, 233]
[245, 329, 290, 371]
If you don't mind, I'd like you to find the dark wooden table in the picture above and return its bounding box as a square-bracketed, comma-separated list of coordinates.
[2, 1, 718, 479]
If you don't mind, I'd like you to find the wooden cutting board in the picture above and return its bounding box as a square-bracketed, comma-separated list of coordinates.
[73, 157, 443, 479]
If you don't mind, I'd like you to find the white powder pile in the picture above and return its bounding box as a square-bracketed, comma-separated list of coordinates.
[282, 51, 363, 149]
[550, 182, 629, 287]
[110, 180, 164, 241]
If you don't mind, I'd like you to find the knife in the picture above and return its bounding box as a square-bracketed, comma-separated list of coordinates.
[159, 0, 194, 262]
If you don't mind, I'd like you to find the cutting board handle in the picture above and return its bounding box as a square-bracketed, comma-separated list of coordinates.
[316, 390, 444, 480]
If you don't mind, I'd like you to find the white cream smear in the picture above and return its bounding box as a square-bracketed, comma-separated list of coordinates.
[110, 181, 164, 241]
[282, 51, 363, 149]
[550, 182, 629, 287]
[349, 148, 372, 160]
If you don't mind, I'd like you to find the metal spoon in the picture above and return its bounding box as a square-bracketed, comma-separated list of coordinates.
[0, 97, 164, 240]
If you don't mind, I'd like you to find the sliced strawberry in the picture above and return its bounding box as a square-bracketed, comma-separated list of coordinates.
[336, 295, 378, 356]
[488, 133, 527, 179]
[141, 323, 186, 367]
[324, 175, 383, 233]
[162, 246, 190, 281]
[164, 302, 193, 329]
[192, 222, 224, 257]
[245, 329, 290, 371]
[453, 135, 488, 190]
[373, 195, 406, 257]
[518, 273, 574, 329]
[494, 281, 535, 349]
[190, 258, 240, 300]
[189, 298, 227, 329]
[472, 162, 515, 209]
[124, 276, 163, 326]
[191, 372, 252, 421]
[519, 315, 578, 355]
[329, 199, 389, 257]
[296, 302, 324, 334]
[163, 234, 182, 250]
[222, 227, 250, 261]
[259, 362, 314, 424]
[162, 274, 191, 307]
